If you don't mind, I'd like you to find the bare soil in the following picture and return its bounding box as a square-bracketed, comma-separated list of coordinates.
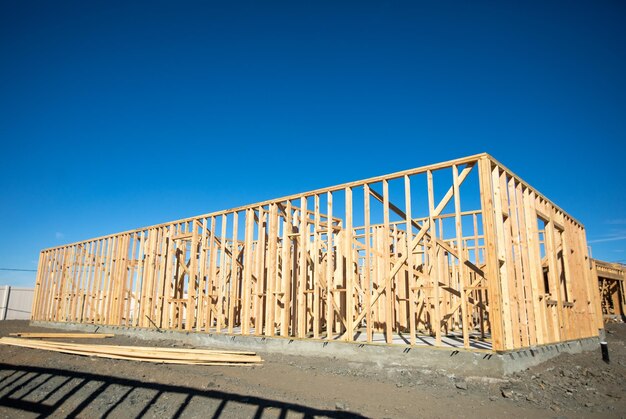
[0, 320, 624, 418]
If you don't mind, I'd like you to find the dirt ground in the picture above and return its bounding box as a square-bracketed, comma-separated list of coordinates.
[0, 321, 624, 418]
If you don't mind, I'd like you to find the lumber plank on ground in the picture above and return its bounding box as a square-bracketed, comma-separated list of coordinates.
[9, 333, 115, 339]
[0, 337, 262, 366]
[57, 344, 258, 356]
[20, 340, 262, 362]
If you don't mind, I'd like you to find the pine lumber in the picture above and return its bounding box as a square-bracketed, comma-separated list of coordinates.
[36, 342, 260, 361]
[0, 337, 262, 365]
[9, 333, 114, 339]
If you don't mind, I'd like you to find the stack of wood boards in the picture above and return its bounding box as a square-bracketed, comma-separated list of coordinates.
[9, 332, 114, 339]
[0, 337, 262, 366]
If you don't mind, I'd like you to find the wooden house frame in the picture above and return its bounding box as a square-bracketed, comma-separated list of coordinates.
[593, 259, 626, 321]
[31, 153, 603, 352]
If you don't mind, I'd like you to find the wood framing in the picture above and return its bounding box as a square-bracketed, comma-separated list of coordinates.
[31, 153, 602, 352]
[593, 259, 626, 322]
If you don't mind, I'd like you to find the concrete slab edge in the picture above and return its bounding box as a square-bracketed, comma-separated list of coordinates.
[29, 321, 601, 377]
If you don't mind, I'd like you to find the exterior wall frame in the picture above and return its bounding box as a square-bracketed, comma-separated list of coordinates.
[31, 153, 602, 352]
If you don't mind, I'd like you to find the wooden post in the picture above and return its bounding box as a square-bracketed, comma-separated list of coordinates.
[313, 195, 321, 339]
[197, 219, 209, 331]
[490, 167, 515, 349]
[297, 197, 308, 338]
[363, 185, 373, 343]
[254, 207, 266, 336]
[453, 165, 470, 349]
[544, 213, 564, 342]
[345, 187, 354, 341]
[242, 209, 254, 334]
[404, 176, 416, 345]
[228, 212, 239, 334]
[382, 180, 393, 344]
[266, 205, 278, 336]
[427, 171, 442, 346]
[478, 157, 505, 351]
[281, 202, 293, 337]
[517, 186, 541, 345]
[326, 193, 334, 340]
[217, 215, 227, 333]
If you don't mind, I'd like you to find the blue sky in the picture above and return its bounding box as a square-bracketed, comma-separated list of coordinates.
[1, 1, 625, 287]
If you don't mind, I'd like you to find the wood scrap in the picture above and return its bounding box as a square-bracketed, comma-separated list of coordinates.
[9, 332, 114, 339]
[0, 337, 262, 366]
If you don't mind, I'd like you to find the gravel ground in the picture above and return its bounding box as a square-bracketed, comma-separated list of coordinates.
[0, 320, 624, 418]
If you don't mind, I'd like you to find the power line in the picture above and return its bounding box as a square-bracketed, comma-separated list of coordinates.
[0, 268, 37, 272]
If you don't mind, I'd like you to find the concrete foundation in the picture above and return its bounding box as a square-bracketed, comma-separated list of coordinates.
[31, 321, 602, 377]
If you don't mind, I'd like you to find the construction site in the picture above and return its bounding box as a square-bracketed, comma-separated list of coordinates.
[28, 153, 607, 350]
[3, 0, 626, 416]
[0, 153, 624, 417]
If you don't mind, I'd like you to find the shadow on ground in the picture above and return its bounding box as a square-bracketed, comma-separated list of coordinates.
[0, 363, 364, 418]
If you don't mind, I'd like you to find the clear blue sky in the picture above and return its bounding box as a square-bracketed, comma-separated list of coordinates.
[1, 1, 625, 287]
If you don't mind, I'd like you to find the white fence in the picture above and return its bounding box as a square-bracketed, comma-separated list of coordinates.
[0, 286, 34, 320]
